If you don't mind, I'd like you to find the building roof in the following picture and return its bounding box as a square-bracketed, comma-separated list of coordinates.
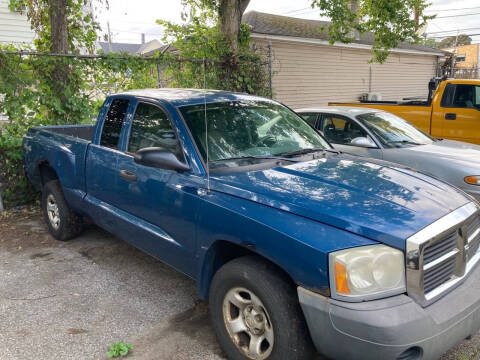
[243, 11, 446, 55]
[98, 42, 142, 54]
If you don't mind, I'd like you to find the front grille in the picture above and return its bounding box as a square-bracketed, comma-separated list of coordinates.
[424, 257, 456, 293]
[423, 230, 457, 264]
[466, 215, 480, 260]
[423, 230, 458, 294]
[406, 202, 480, 307]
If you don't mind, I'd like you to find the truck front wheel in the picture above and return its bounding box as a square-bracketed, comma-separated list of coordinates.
[209, 256, 314, 360]
[42, 180, 83, 241]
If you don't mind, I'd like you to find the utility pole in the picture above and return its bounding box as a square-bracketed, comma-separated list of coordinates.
[107, 21, 113, 53]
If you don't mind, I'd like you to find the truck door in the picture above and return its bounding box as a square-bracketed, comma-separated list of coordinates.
[113, 99, 198, 276]
[433, 83, 480, 145]
[318, 113, 383, 159]
[85, 97, 131, 205]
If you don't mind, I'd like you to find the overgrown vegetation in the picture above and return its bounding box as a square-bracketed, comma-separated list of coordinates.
[157, 2, 270, 96]
[0, 0, 271, 208]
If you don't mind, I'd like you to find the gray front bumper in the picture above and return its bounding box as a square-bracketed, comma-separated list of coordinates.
[299, 263, 480, 360]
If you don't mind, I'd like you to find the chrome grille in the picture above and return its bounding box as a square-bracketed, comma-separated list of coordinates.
[424, 257, 456, 293]
[423, 231, 458, 294]
[466, 215, 480, 261]
[406, 202, 480, 307]
[423, 230, 457, 264]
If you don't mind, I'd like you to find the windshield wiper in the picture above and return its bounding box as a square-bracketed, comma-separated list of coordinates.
[278, 147, 332, 157]
[212, 155, 300, 163]
[389, 140, 422, 146]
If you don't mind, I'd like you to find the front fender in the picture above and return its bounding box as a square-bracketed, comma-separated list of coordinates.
[195, 190, 377, 299]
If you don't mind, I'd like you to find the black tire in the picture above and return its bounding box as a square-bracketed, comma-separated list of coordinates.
[209, 256, 314, 360]
[42, 180, 83, 241]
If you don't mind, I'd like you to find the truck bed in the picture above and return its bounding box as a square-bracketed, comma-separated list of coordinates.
[37, 124, 95, 140]
[22, 124, 94, 197]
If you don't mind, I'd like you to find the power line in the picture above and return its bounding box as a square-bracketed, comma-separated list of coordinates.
[428, 27, 480, 35]
[432, 12, 480, 19]
[428, 33, 480, 39]
[426, 6, 480, 12]
[281, 7, 310, 15]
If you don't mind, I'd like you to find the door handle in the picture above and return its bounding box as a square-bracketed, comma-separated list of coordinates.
[445, 113, 456, 120]
[119, 169, 137, 182]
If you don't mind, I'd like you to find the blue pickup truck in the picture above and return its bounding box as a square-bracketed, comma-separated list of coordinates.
[23, 89, 480, 360]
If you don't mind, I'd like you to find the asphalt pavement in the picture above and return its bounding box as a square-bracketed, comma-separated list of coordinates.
[0, 207, 478, 359]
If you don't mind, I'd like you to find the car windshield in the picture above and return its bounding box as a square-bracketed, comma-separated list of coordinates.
[180, 100, 330, 164]
[356, 112, 434, 148]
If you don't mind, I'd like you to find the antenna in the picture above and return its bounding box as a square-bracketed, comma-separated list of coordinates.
[203, 58, 211, 194]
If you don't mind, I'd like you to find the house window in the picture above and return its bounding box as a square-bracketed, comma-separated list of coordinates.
[456, 54, 466, 62]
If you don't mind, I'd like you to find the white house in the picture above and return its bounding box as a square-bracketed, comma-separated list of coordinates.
[0, 0, 34, 45]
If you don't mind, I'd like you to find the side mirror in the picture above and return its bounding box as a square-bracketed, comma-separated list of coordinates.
[134, 147, 190, 172]
[350, 136, 377, 148]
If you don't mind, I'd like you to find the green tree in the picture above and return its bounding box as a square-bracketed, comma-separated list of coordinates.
[310, 0, 435, 62]
[182, 0, 434, 63]
[438, 34, 472, 49]
[157, 0, 270, 96]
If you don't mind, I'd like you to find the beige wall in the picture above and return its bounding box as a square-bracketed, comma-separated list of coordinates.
[0, 0, 34, 44]
[254, 38, 438, 108]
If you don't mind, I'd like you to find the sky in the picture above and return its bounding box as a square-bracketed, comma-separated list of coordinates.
[94, 0, 480, 45]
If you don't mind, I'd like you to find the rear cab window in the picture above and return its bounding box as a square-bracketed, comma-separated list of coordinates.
[100, 98, 130, 149]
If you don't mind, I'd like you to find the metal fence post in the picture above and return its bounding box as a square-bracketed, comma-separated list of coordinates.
[268, 41, 273, 99]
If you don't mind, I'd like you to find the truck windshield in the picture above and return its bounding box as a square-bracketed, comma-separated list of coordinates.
[180, 101, 330, 164]
[357, 112, 434, 148]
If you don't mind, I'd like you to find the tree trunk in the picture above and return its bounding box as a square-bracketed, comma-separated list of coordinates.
[48, 0, 68, 53]
[219, 0, 250, 56]
[48, 0, 69, 123]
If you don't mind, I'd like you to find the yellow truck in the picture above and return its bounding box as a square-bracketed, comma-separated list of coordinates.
[330, 79, 480, 145]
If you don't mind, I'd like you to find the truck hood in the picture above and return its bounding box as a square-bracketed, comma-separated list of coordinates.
[402, 139, 480, 166]
[210, 153, 470, 250]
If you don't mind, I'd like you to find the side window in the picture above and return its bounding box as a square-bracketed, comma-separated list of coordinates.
[321, 114, 367, 145]
[452, 84, 475, 108]
[300, 113, 318, 127]
[100, 98, 130, 149]
[440, 84, 455, 107]
[475, 86, 480, 108]
[128, 103, 178, 154]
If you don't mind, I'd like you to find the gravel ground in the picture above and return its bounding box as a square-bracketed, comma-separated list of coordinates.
[0, 206, 479, 360]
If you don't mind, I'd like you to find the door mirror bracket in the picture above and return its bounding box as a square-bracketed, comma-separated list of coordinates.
[134, 147, 190, 172]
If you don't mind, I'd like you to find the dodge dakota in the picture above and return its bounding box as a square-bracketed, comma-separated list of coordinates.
[330, 78, 480, 145]
[23, 89, 480, 360]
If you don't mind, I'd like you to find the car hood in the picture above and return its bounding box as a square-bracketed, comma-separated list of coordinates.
[401, 139, 480, 166]
[210, 153, 470, 250]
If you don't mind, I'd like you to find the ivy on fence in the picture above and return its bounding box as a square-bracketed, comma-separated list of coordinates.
[0, 46, 271, 208]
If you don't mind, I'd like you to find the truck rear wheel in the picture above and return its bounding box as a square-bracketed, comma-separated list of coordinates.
[42, 180, 83, 241]
[209, 256, 314, 360]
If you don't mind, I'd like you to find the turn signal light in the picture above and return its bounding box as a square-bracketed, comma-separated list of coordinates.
[334, 262, 350, 294]
[465, 176, 480, 186]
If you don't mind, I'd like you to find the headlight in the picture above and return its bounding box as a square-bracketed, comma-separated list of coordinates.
[465, 176, 480, 186]
[329, 244, 405, 301]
